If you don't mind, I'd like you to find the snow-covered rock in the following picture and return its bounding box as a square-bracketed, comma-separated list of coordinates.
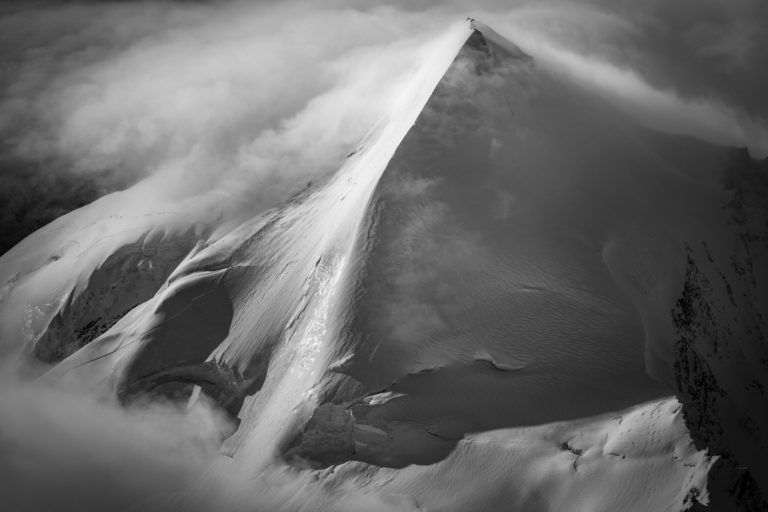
[0, 19, 766, 512]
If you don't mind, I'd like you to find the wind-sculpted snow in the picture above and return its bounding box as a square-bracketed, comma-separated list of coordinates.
[0, 19, 765, 512]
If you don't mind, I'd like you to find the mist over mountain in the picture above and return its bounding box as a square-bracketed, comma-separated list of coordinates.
[1, 0, 767, 255]
[0, 3, 767, 512]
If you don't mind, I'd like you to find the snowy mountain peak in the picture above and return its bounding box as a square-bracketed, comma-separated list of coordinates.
[0, 19, 766, 512]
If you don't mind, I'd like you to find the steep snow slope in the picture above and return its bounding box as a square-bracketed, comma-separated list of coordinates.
[0, 19, 765, 512]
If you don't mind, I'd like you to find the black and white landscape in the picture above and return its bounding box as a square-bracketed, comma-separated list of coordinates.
[0, 2, 766, 511]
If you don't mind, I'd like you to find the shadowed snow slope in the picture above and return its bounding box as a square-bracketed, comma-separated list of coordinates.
[0, 19, 766, 512]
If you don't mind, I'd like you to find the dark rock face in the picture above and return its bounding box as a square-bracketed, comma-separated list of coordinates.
[688, 458, 767, 512]
[32, 230, 195, 364]
[673, 252, 727, 452]
[119, 360, 265, 420]
[673, 149, 768, 510]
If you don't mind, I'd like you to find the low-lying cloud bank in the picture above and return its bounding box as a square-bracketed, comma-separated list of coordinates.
[0, 361, 234, 512]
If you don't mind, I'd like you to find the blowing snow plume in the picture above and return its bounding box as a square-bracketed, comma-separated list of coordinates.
[1, 4, 768, 512]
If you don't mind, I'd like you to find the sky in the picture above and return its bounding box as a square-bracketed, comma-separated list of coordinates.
[0, 0, 767, 254]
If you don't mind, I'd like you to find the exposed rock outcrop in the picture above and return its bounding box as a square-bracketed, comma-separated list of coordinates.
[673, 149, 768, 510]
[31, 229, 195, 363]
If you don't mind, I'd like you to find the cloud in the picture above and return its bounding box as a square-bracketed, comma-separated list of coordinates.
[484, 14, 768, 157]
[0, 0, 766, 251]
[0, 1, 452, 249]
[0, 361, 234, 512]
[2, 0, 766, 183]
[0, 2, 451, 179]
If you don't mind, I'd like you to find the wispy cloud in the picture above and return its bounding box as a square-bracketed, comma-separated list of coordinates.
[0, 362, 233, 512]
